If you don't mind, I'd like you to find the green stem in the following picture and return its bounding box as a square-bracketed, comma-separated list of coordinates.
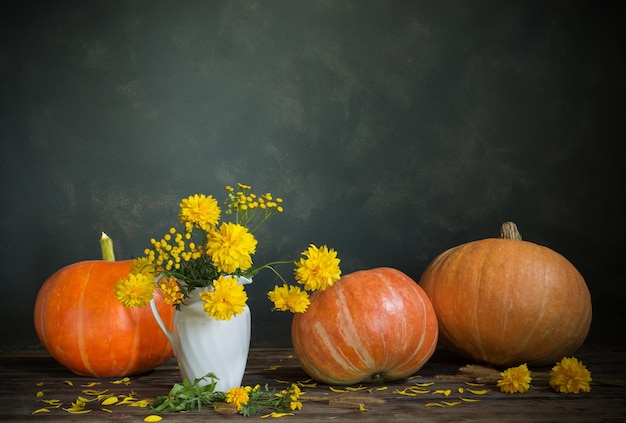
[246, 260, 296, 284]
[100, 232, 116, 262]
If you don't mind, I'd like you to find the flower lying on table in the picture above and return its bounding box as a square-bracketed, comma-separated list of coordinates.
[497, 363, 532, 393]
[548, 357, 592, 393]
[437, 356, 594, 394]
[114, 183, 342, 320]
[151, 374, 303, 417]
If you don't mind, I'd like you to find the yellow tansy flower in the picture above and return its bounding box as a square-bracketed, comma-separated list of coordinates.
[497, 363, 532, 393]
[157, 277, 184, 305]
[549, 357, 592, 393]
[289, 384, 303, 410]
[295, 244, 341, 291]
[200, 276, 248, 320]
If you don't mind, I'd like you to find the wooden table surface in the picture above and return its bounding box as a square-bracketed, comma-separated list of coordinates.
[1, 343, 625, 422]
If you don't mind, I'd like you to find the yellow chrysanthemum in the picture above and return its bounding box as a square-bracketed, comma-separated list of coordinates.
[129, 257, 157, 278]
[206, 222, 257, 274]
[549, 357, 592, 393]
[225, 386, 250, 410]
[294, 244, 341, 291]
[200, 276, 248, 320]
[178, 194, 221, 231]
[268, 284, 310, 313]
[497, 363, 532, 393]
[114, 273, 154, 308]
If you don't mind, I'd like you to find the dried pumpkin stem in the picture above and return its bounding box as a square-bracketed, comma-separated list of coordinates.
[328, 394, 386, 408]
[100, 232, 116, 262]
[435, 364, 501, 384]
[500, 222, 522, 240]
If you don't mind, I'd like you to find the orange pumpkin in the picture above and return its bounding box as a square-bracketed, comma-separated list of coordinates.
[418, 222, 592, 367]
[33, 235, 174, 377]
[291, 267, 439, 385]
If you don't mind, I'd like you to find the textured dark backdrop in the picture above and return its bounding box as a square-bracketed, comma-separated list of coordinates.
[1, 0, 624, 350]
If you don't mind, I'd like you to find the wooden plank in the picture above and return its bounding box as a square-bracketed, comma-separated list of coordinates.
[0, 343, 624, 422]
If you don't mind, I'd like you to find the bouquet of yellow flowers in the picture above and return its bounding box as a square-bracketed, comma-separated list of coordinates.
[114, 183, 342, 320]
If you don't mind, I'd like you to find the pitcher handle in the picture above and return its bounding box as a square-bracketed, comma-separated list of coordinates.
[150, 298, 174, 346]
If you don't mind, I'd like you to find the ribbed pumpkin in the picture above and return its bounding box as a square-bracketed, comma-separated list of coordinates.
[418, 222, 592, 367]
[33, 234, 174, 377]
[291, 267, 438, 385]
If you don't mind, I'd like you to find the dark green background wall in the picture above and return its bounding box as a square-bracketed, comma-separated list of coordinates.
[1, 0, 624, 350]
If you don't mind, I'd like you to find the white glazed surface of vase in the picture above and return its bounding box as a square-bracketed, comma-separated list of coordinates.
[150, 276, 252, 392]
[173, 289, 251, 391]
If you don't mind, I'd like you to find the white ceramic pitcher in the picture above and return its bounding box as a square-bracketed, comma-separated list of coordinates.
[150, 276, 252, 392]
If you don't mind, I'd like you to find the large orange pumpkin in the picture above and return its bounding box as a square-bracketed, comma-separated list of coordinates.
[418, 222, 592, 367]
[33, 234, 174, 377]
[291, 267, 439, 385]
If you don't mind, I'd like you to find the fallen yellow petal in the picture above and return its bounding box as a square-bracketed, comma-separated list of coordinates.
[40, 399, 62, 406]
[36, 391, 44, 398]
[81, 382, 100, 387]
[297, 381, 317, 388]
[77, 396, 96, 403]
[63, 380, 74, 386]
[265, 365, 281, 371]
[329, 387, 346, 393]
[468, 388, 491, 395]
[442, 401, 462, 406]
[261, 412, 294, 418]
[129, 400, 150, 407]
[346, 385, 367, 391]
[32, 408, 50, 414]
[425, 402, 445, 407]
[433, 389, 451, 396]
[83, 389, 109, 396]
[110, 377, 131, 385]
[393, 390, 417, 397]
[101, 396, 119, 406]
[460, 397, 481, 402]
[375, 386, 388, 391]
[101, 408, 112, 412]
[69, 399, 86, 408]
[458, 387, 464, 393]
[64, 408, 92, 414]
[36, 382, 44, 387]
[414, 382, 434, 387]
[359, 403, 368, 412]
[465, 381, 486, 387]
[144, 415, 163, 422]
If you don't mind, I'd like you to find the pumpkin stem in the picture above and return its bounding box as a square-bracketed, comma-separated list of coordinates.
[100, 232, 116, 261]
[500, 222, 522, 240]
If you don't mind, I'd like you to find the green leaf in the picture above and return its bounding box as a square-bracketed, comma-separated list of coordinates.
[151, 374, 222, 412]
